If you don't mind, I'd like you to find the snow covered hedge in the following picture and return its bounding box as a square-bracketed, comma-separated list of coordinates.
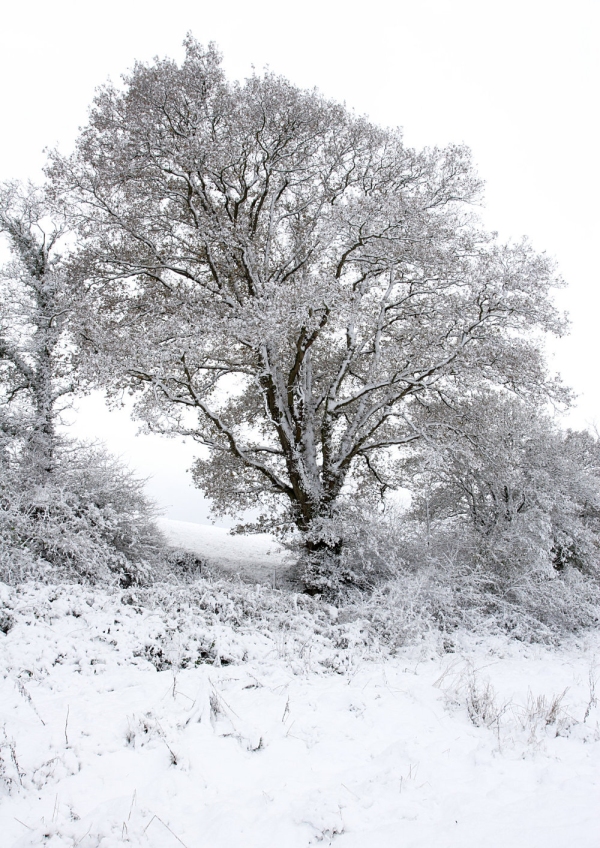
[0, 445, 165, 587]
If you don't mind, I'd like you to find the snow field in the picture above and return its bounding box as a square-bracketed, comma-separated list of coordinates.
[1, 580, 599, 848]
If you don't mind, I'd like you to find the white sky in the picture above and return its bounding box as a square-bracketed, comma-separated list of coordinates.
[1, 0, 598, 522]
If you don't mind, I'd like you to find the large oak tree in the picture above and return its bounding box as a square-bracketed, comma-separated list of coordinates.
[50, 38, 565, 584]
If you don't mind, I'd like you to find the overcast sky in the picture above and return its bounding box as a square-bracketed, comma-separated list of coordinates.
[1, 0, 598, 523]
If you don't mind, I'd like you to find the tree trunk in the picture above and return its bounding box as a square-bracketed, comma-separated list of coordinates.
[302, 536, 344, 595]
[26, 289, 59, 480]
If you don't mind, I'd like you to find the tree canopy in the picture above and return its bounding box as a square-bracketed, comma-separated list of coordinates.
[49, 37, 567, 582]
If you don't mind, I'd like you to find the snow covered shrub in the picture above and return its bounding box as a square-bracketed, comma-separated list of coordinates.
[0, 443, 165, 585]
[353, 520, 600, 645]
[356, 393, 600, 638]
[163, 547, 206, 579]
[404, 394, 600, 581]
[517, 689, 571, 740]
[296, 502, 401, 598]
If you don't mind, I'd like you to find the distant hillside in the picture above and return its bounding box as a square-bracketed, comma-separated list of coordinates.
[158, 518, 294, 586]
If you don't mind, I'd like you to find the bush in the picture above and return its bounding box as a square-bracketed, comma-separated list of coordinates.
[294, 496, 600, 640]
[351, 519, 600, 645]
[163, 547, 207, 579]
[0, 443, 165, 585]
[294, 503, 400, 598]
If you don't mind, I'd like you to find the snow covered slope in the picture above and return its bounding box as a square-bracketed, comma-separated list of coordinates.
[158, 518, 294, 585]
[1, 580, 599, 848]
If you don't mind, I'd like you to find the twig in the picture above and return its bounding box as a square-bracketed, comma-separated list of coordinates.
[209, 681, 240, 718]
[4, 732, 24, 785]
[74, 825, 92, 846]
[583, 668, 597, 723]
[64, 705, 70, 746]
[128, 789, 136, 821]
[155, 721, 178, 764]
[15, 679, 45, 725]
[144, 814, 190, 848]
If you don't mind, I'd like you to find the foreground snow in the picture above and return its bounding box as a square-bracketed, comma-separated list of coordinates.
[1, 578, 599, 848]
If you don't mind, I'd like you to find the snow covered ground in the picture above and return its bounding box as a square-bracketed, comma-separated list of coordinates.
[1, 524, 599, 847]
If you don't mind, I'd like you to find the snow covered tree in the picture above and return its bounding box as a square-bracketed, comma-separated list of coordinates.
[0, 181, 78, 478]
[49, 38, 566, 588]
[403, 393, 600, 578]
[0, 183, 164, 585]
